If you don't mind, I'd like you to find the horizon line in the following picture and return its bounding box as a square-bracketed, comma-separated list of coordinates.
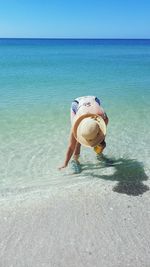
[0, 37, 150, 40]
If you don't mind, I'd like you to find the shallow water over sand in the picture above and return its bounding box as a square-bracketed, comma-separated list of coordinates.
[0, 39, 150, 198]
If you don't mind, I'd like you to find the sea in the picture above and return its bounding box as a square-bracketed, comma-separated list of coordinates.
[0, 38, 150, 200]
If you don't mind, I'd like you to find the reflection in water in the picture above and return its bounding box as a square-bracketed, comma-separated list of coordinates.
[82, 155, 149, 196]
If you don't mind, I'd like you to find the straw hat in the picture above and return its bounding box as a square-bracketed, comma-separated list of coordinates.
[73, 113, 106, 147]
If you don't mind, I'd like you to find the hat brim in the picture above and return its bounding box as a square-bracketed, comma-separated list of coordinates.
[72, 113, 106, 147]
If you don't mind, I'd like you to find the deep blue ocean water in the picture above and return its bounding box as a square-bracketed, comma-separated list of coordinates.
[0, 39, 150, 198]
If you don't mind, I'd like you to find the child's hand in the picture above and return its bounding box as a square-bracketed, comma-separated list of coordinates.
[94, 140, 106, 154]
[58, 164, 67, 170]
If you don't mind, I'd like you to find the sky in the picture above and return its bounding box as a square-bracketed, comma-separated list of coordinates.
[0, 0, 150, 38]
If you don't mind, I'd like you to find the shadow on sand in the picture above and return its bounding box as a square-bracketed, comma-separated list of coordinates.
[82, 155, 149, 196]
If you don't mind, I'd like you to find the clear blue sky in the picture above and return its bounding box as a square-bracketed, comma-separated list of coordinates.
[0, 0, 150, 38]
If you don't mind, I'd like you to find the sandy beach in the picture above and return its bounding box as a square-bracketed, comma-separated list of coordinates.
[0, 177, 150, 267]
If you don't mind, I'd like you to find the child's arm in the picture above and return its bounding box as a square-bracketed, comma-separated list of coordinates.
[59, 131, 77, 170]
[103, 113, 109, 125]
[97, 106, 109, 126]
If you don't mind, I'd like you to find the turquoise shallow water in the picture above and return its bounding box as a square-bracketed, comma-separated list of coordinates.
[0, 39, 150, 198]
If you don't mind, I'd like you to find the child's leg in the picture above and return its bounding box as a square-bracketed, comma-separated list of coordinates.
[71, 142, 81, 173]
[73, 142, 81, 161]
